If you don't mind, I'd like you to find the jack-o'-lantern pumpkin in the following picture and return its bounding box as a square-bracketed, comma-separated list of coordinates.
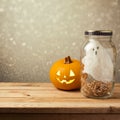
[49, 56, 84, 90]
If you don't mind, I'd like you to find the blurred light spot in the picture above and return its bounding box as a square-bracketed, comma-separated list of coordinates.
[22, 42, 26, 46]
[0, 8, 4, 12]
[13, 41, 16, 45]
[9, 37, 14, 41]
[72, 42, 76, 46]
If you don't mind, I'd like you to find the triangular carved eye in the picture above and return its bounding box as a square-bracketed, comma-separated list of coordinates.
[70, 70, 75, 77]
[56, 70, 61, 76]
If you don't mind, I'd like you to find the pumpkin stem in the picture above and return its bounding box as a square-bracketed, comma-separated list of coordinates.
[64, 56, 72, 64]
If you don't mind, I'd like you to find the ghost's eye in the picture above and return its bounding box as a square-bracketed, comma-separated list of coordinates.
[97, 46, 99, 49]
[93, 48, 95, 51]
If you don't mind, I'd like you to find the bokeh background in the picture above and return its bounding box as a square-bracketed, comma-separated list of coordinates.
[0, 0, 120, 82]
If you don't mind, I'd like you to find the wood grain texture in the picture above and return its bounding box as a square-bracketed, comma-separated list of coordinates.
[0, 83, 120, 114]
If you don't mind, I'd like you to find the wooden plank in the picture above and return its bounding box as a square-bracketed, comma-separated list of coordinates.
[0, 83, 120, 114]
[0, 113, 120, 120]
[0, 82, 52, 87]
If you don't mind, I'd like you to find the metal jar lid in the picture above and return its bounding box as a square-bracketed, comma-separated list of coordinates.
[85, 30, 112, 36]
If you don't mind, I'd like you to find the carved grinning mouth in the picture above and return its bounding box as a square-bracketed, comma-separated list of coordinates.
[56, 78, 75, 84]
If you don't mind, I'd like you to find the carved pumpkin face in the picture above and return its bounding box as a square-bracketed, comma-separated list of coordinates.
[50, 56, 84, 90]
[56, 69, 76, 84]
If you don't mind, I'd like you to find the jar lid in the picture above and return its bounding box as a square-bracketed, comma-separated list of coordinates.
[85, 30, 112, 36]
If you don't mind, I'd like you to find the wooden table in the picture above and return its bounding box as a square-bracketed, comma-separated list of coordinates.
[0, 83, 120, 120]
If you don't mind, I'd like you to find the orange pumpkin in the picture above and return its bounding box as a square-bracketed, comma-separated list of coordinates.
[49, 56, 83, 90]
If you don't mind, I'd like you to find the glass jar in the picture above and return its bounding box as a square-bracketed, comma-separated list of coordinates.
[80, 30, 116, 98]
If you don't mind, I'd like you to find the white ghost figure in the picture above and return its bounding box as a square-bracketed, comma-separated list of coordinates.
[82, 39, 113, 82]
